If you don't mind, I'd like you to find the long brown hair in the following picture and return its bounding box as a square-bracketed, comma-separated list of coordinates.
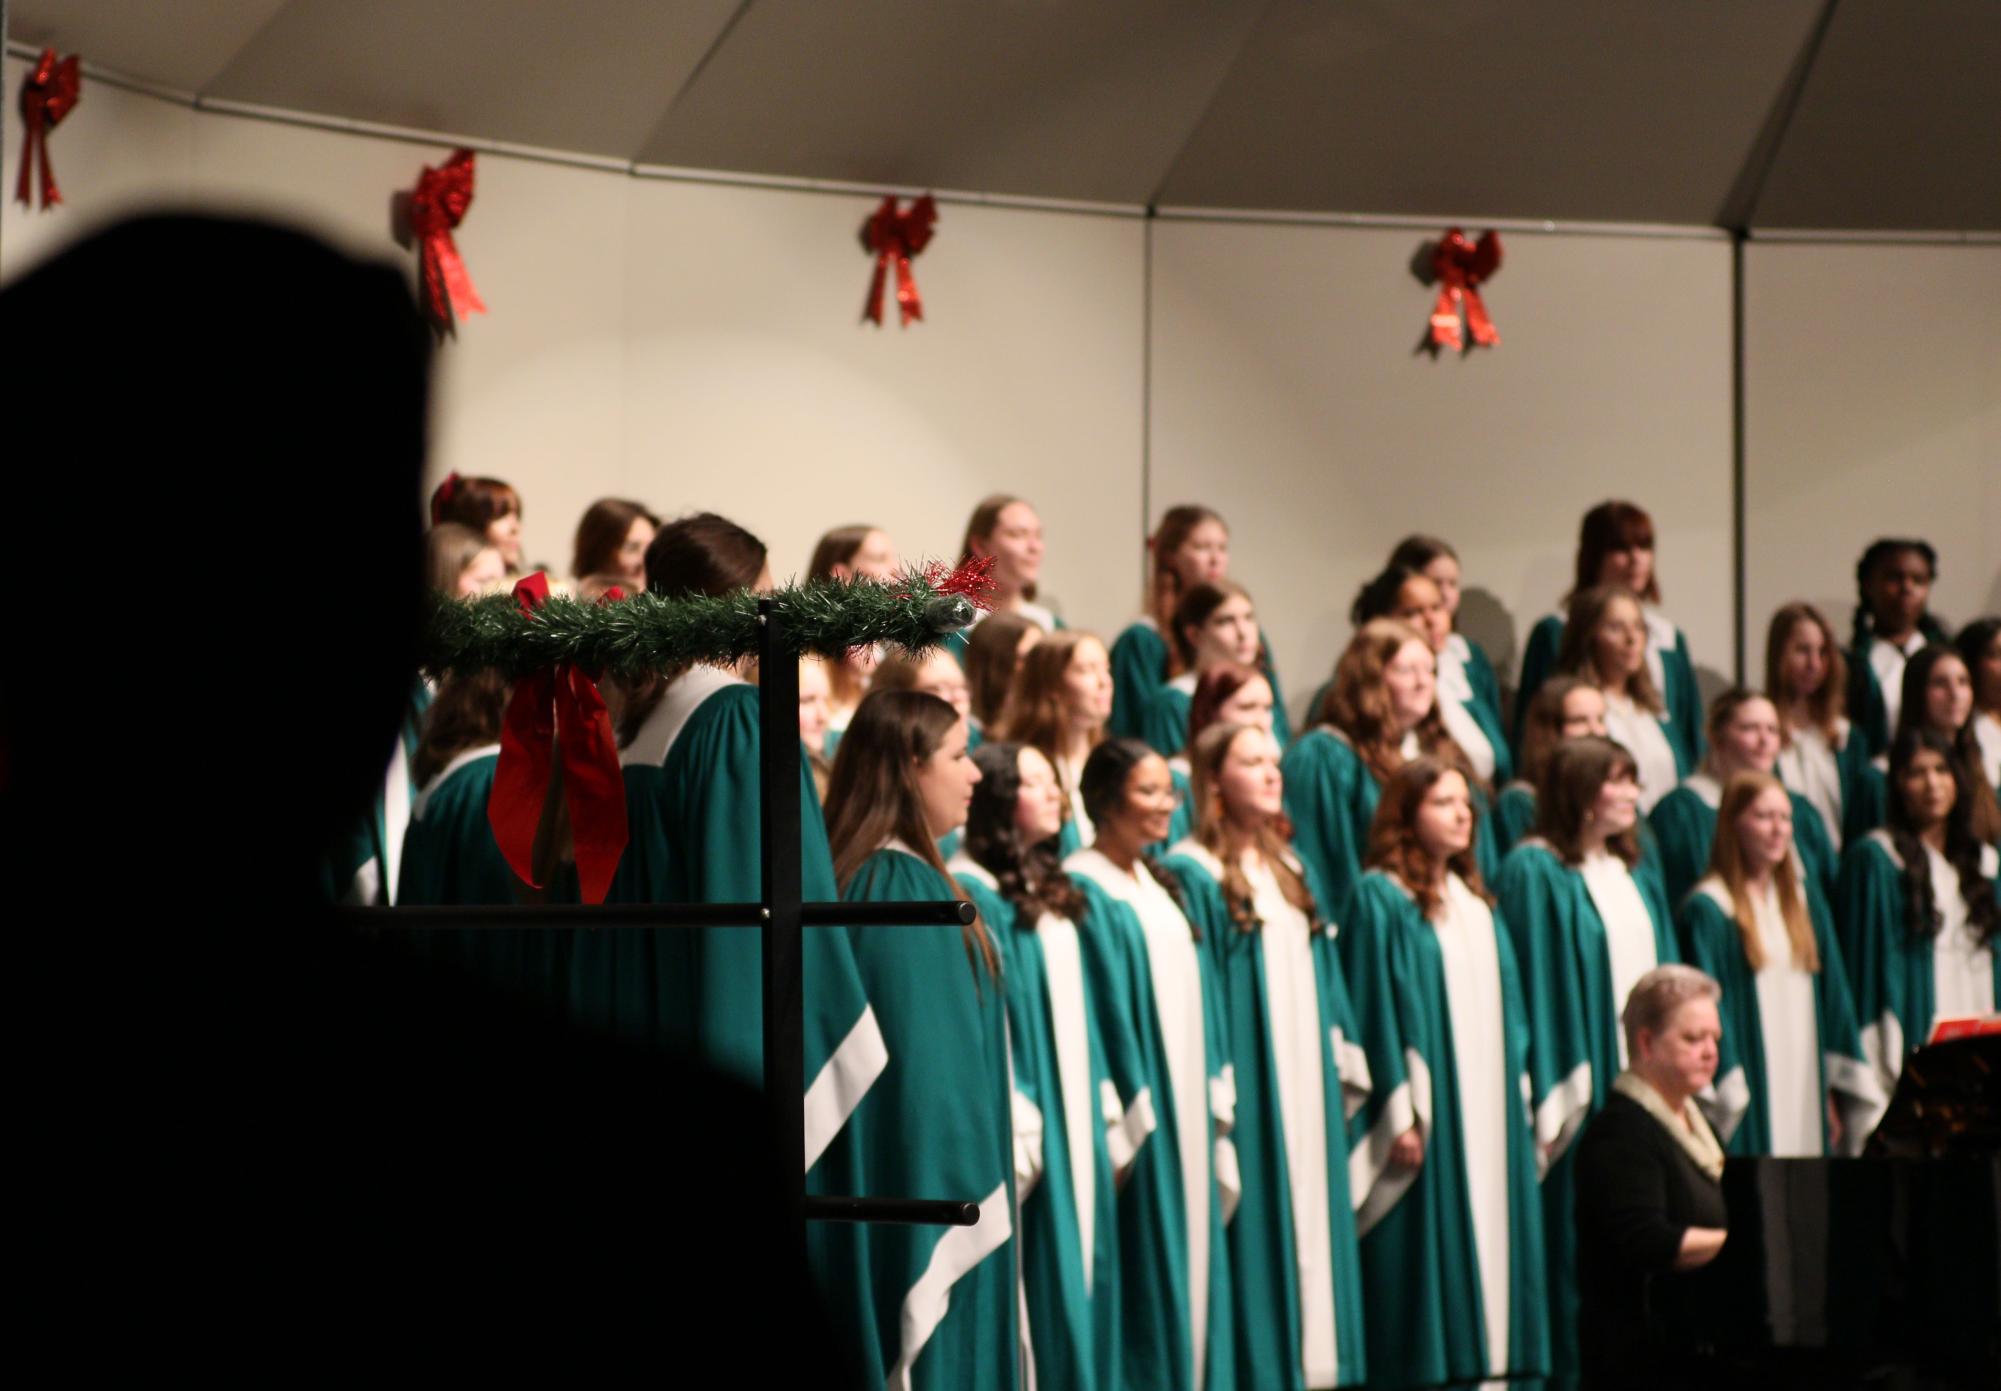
[1765, 601, 1848, 746]
[616, 512, 769, 747]
[1366, 755, 1492, 918]
[1535, 735, 1643, 868]
[1187, 721, 1318, 933]
[962, 740, 1086, 925]
[824, 690, 999, 974]
[965, 612, 1037, 728]
[1171, 578, 1255, 672]
[1312, 619, 1461, 785]
[1700, 687, 1776, 779]
[1570, 500, 1660, 604]
[998, 631, 1106, 771]
[1517, 675, 1595, 788]
[1556, 584, 1665, 714]
[1885, 726, 2001, 944]
[1148, 504, 1226, 630]
[1708, 771, 1818, 972]
[1896, 645, 2001, 844]
[571, 498, 659, 583]
[961, 493, 1039, 601]
[424, 522, 493, 595]
[1186, 660, 1267, 757]
[430, 473, 520, 531]
[413, 667, 511, 788]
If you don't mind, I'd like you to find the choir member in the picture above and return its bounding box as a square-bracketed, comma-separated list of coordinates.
[951, 740, 1122, 1391]
[1493, 735, 1678, 1388]
[1846, 538, 1948, 756]
[826, 691, 1020, 1391]
[425, 522, 506, 597]
[1959, 617, 2001, 797]
[401, 666, 515, 908]
[1282, 619, 1473, 914]
[1513, 501, 1703, 771]
[1767, 601, 1877, 850]
[602, 513, 881, 1179]
[429, 471, 525, 575]
[570, 497, 659, 593]
[965, 611, 1041, 736]
[1343, 757, 1549, 1388]
[1678, 772, 1882, 1157]
[1065, 739, 1237, 1391]
[1891, 643, 2001, 845]
[1365, 554, 1512, 786]
[1144, 580, 1281, 758]
[1387, 533, 1507, 765]
[961, 494, 1061, 635]
[1494, 676, 1606, 856]
[1109, 506, 1289, 746]
[999, 632, 1115, 856]
[809, 524, 902, 737]
[1553, 584, 1689, 813]
[1835, 727, 1999, 1097]
[799, 656, 834, 802]
[1649, 690, 1837, 911]
[1165, 722, 1369, 1391]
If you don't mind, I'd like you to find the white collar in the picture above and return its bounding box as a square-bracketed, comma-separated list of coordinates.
[1065, 846, 1137, 899]
[947, 851, 997, 888]
[1873, 631, 1928, 659]
[1445, 631, 1472, 663]
[621, 665, 744, 767]
[1641, 605, 1678, 649]
[1167, 670, 1199, 696]
[879, 837, 930, 863]
[411, 743, 501, 820]
[1168, 838, 1222, 878]
[1858, 830, 1994, 879]
[1684, 772, 1723, 808]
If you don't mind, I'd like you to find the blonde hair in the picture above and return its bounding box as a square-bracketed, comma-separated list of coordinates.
[1707, 772, 1819, 973]
[1187, 722, 1317, 932]
[1557, 584, 1665, 715]
[1620, 963, 1720, 1057]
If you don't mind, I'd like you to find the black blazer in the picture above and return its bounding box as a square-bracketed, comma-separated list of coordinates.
[1574, 1090, 1730, 1389]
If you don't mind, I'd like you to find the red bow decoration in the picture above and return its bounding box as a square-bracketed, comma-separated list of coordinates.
[860, 195, 937, 327]
[924, 554, 998, 611]
[410, 149, 487, 331]
[1427, 229, 1503, 351]
[488, 574, 630, 904]
[429, 471, 463, 526]
[16, 48, 81, 211]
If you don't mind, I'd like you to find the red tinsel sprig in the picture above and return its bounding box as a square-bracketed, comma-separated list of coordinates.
[923, 554, 998, 612]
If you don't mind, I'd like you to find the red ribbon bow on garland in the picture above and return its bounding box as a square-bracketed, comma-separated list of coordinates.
[860, 195, 937, 327]
[1427, 228, 1503, 351]
[410, 148, 487, 331]
[16, 48, 81, 211]
[488, 574, 630, 904]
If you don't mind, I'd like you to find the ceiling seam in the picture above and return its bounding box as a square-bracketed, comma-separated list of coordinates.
[1141, 0, 1283, 213]
[630, 0, 758, 167]
[194, 0, 302, 104]
[1725, 0, 1844, 234]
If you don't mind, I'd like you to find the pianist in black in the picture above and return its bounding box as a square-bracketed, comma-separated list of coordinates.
[1573, 964, 1731, 1389]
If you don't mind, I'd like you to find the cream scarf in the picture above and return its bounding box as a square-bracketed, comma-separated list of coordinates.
[1612, 1070, 1725, 1181]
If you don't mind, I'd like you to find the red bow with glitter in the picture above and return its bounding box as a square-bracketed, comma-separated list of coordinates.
[860, 195, 937, 327]
[1427, 229, 1502, 351]
[924, 554, 998, 611]
[410, 149, 487, 330]
[488, 574, 629, 903]
[16, 49, 81, 211]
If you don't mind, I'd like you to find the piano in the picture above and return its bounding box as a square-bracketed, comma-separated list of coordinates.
[1663, 1034, 2001, 1388]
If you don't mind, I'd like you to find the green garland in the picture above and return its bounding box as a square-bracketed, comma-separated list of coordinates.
[421, 574, 979, 679]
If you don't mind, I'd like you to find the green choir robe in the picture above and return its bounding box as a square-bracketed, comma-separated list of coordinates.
[1513, 608, 1704, 771]
[1776, 717, 1882, 852]
[1439, 633, 1514, 789]
[951, 855, 1123, 1391]
[1493, 840, 1678, 1387]
[318, 684, 429, 905]
[1067, 848, 1238, 1391]
[1648, 772, 1839, 914]
[1164, 842, 1370, 1391]
[1113, 619, 1293, 752]
[1493, 783, 1537, 860]
[398, 745, 569, 997]
[1340, 871, 1550, 1388]
[1835, 832, 2001, 1098]
[1679, 879, 1884, 1157]
[1281, 727, 1499, 919]
[604, 667, 885, 1168]
[845, 846, 1021, 1391]
[1845, 623, 1948, 758]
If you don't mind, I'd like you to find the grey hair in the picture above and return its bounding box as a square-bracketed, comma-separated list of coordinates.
[1621, 963, 1721, 1056]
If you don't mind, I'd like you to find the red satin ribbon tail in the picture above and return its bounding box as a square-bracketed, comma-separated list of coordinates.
[1428, 284, 1464, 351]
[556, 666, 630, 905]
[894, 254, 922, 325]
[489, 674, 558, 888]
[1462, 289, 1500, 347]
[864, 255, 890, 325]
[435, 239, 486, 318]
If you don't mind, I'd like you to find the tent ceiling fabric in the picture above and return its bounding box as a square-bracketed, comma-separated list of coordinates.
[9, 0, 1997, 231]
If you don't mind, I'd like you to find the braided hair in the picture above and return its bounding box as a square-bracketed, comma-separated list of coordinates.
[1851, 538, 1944, 651]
